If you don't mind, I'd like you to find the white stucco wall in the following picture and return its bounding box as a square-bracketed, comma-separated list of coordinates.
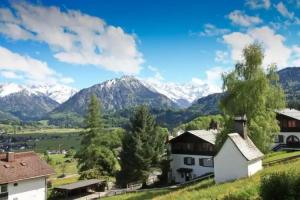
[8, 177, 46, 200]
[248, 160, 262, 176]
[170, 154, 214, 183]
[214, 139, 248, 184]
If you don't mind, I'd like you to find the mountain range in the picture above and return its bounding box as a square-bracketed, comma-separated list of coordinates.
[0, 67, 299, 127]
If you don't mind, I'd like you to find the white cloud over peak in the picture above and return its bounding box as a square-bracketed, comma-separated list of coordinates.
[245, 0, 271, 9]
[228, 10, 263, 27]
[223, 26, 292, 68]
[0, 46, 73, 84]
[291, 45, 300, 66]
[0, 1, 143, 74]
[275, 2, 294, 19]
[215, 50, 229, 63]
[199, 24, 230, 37]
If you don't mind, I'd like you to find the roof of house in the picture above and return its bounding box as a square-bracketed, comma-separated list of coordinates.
[276, 108, 300, 120]
[54, 179, 103, 191]
[169, 130, 217, 145]
[228, 133, 264, 161]
[0, 151, 55, 184]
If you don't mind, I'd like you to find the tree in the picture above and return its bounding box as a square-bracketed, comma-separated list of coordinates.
[76, 94, 119, 179]
[217, 43, 285, 153]
[118, 105, 167, 187]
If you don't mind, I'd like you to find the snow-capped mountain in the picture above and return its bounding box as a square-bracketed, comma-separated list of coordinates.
[53, 76, 179, 115]
[0, 83, 77, 103]
[141, 79, 218, 108]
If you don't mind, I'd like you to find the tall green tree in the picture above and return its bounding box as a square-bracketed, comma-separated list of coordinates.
[76, 94, 120, 179]
[118, 105, 167, 187]
[217, 43, 285, 153]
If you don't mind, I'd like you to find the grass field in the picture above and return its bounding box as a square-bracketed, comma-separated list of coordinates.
[48, 154, 78, 177]
[10, 130, 82, 153]
[103, 152, 300, 200]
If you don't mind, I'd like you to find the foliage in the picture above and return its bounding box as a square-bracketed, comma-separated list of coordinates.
[76, 94, 122, 178]
[117, 105, 167, 187]
[176, 115, 224, 132]
[260, 171, 300, 200]
[218, 43, 286, 153]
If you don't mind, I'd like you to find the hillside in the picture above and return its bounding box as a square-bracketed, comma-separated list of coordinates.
[53, 76, 179, 115]
[0, 90, 59, 121]
[103, 152, 300, 200]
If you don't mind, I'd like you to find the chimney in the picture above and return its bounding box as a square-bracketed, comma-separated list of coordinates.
[209, 119, 218, 130]
[7, 152, 14, 162]
[234, 115, 247, 139]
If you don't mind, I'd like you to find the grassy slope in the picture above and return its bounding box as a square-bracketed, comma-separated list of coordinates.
[103, 152, 300, 200]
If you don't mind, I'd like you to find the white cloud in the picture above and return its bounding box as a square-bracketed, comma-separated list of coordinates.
[245, 0, 271, 9]
[0, 1, 143, 74]
[0, 71, 23, 79]
[199, 24, 230, 37]
[223, 26, 292, 68]
[291, 45, 300, 66]
[147, 66, 164, 81]
[228, 10, 263, 27]
[275, 2, 294, 19]
[0, 46, 73, 84]
[191, 67, 227, 94]
[215, 50, 229, 63]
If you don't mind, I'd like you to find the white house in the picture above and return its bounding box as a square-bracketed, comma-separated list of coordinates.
[214, 116, 264, 184]
[0, 151, 55, 200]
[168, 130, 217, 183]
[273, 109, 300, 151]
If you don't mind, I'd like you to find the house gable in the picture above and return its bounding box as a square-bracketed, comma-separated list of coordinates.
[169, 131, 215, 156]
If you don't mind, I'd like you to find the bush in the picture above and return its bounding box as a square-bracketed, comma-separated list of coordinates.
[260, 171, 300, 200]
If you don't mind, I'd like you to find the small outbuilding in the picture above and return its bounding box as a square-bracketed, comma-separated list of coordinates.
[214, 116, 264, 183]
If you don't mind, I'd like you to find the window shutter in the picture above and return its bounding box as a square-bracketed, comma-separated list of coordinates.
[184, 157, 187, 165]
[199, 158, 203, 166]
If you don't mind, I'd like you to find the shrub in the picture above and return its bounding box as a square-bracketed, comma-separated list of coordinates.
[260, 171, 300, 200]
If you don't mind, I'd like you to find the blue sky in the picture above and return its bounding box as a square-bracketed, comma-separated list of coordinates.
[0, 0, 299, 91]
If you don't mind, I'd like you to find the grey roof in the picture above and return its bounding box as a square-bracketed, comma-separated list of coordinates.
[228, 133, 264, 161]
[275, 108, 300, 120]
[54, 179, 103, 191]
[186, 130, 217, 145]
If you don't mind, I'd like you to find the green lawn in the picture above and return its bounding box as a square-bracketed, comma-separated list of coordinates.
[103, 153, 300, 200]
[263, 150, 300, 164]
[47, 154, 78, 177]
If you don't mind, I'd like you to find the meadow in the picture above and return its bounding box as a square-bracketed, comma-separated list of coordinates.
[103, 151, 300, 200]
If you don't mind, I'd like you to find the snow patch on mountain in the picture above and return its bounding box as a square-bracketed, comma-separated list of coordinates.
[141, 79, 221, 108]
[0, 83, 78, 103]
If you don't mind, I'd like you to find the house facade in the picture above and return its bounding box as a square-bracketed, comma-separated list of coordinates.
[214, 116, 264, 183]
[0, 151, 55, 200]
[274, 109, 300, 150]
[168, 130, 217, 183]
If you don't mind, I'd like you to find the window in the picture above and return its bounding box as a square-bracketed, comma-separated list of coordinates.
[274, 135, 284, 143]
[199, 158, 214, 167]
[0, 184, 7, 193]
[288, 120, 296, 128]
[183, 157, 195, 165]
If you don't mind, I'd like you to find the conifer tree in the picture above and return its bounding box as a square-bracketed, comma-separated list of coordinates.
[118, 105, 166, 186]
[217, 43, 285, 153]
[76, 94, 119, 178]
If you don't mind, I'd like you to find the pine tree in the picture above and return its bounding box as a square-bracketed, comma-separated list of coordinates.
[118, 105, 167, 186]
[217, 43, 286, 153]
[76, 94, 119, 178]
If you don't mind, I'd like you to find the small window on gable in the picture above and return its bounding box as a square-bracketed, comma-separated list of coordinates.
[288, 120, 296, 128]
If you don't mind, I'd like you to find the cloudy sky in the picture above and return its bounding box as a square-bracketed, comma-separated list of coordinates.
[0, 0, 299, 92]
